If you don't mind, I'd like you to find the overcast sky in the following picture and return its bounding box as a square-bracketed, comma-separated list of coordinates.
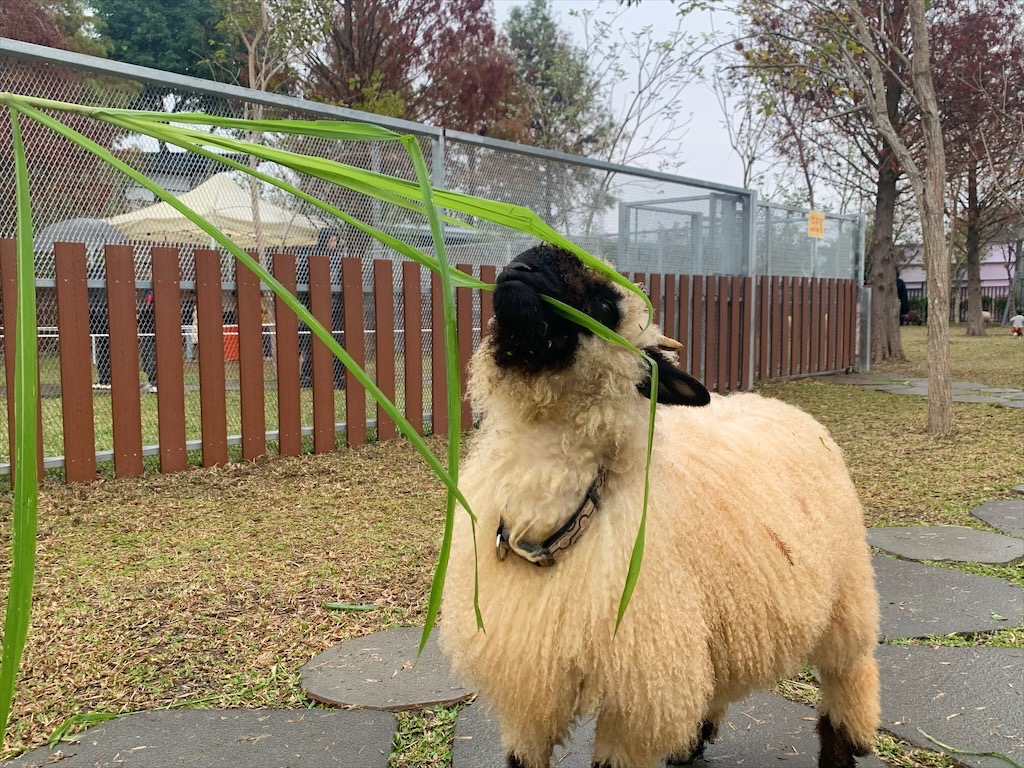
[491, 0, 746, 189]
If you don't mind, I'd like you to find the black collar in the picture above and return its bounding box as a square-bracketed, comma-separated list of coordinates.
[495, 468, 605, 567]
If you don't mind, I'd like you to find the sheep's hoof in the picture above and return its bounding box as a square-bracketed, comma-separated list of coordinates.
[506, 754, 525, 768]
[666, 720, 716, 765]
[816, 714, 864, 768]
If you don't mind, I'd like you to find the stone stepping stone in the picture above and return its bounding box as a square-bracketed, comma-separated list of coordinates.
[873, 554, 1024, 640]
[1013, 484, 1024, 496]
[971, 499, 1024, 537]
[868, 526, 1023, 564]
[7, 709, 395, 768]
[878, 645, 1024, 768]
[300, 626, 472, 711]
[453, 692, 886, 767]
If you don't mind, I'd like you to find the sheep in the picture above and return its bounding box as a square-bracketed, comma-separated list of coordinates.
[439, 244, 880, 768]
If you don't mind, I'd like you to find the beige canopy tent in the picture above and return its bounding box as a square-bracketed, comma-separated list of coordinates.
[105, 172, 326, 247]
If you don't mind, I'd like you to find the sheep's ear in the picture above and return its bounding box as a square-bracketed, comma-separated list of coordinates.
[638, 349, 711, 407]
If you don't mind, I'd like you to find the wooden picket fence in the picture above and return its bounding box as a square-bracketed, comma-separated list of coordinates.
[0, 239, 858, 485]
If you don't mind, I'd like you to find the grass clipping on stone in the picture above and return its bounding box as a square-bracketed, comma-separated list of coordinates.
[0, 93, 662, 752]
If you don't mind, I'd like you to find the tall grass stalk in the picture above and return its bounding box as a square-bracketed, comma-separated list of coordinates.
[0, 93, 660, 746]
[0, 108, 41, 749]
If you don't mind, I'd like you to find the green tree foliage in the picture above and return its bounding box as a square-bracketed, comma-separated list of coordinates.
[304, 0, 527, 139]
[92, 0, 237, 79]
[504, 0, 615, 157]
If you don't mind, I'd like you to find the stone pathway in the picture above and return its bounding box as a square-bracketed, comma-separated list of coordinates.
[9, 485, 1024, 768]
[868, 526, 1023, 564]
[6, 710, 396, 768]
[820, 373, 1024, 407]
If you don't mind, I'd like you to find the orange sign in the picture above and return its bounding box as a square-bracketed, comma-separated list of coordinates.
[807, 210, 825, 238]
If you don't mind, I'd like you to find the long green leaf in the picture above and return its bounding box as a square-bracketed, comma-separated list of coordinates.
[96, 114, 489, 290]
[402, 135, 484, 652]
[7, 99, 476, 518]
[0, 108, 40, 746]
[538, 296, 658, 630]
[87, 110, 652, 322]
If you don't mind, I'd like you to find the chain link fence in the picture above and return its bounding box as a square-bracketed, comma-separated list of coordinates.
[0, 39, 863, 471]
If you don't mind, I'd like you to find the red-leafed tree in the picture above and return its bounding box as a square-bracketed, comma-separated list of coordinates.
[0, 0, 126, 235]
[931, 0, 1024, 335]
[303, 0, 529, 140]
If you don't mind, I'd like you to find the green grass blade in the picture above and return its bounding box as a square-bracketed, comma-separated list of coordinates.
[8, 100, 476, 518]
[96, 114, 488, 290]
[0, 108, 40, 750]
[0, 95, 407, 143]
[538, 296, 657, 629]
[402, 135, 484, 650]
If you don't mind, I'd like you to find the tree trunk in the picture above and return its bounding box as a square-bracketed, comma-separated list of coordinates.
[909, 0, 953, 435]
[868, 157, 904, 362]
[963, 158, 986, 336]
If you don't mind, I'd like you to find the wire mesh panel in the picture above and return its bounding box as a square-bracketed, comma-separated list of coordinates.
[0, 41, 865, 479]
[755, 202, 860, 279]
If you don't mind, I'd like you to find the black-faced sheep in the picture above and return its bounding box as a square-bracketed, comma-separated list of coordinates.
[439, 244, 880, 768]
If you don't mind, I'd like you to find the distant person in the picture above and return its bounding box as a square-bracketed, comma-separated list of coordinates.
[1010, 311, 1024, 338]
[295, 229, 344, 388]
[182, 295, 197, 362]
[138, 281, 158, 393]
[897, 277, 910, 325]
[89, 286, 111, 390]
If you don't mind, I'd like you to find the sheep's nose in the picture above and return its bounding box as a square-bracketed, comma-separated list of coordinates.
[503, 261, 537, 274]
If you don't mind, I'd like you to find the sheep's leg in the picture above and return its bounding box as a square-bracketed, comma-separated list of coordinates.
[665, 718, 719, 765]
[812, 561, 881, 767]
[814, 653, 879, 768]
[591, 708, 680, 768]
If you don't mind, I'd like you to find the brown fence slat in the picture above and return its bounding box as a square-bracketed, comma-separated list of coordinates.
[741, 276, 754, 390]
[818, 279, 829, 371]
[237, 257, 266, 461]
[272, 253, 301, 457]
[308, 255, 334, 453]
[480, 265, 496, 337]
[837, 280, 847, 369]
[758, 276, 770, 382]
[54, 242, 96, 482]
[342, 257, 367, 447]
[456, 263, 473, 430]
[802, 276, 811, 376]
[402, 262, 423, 434]
[0, 239, 43, 483]
[822, 279, 833, 371]
[196, 249, 228, 467]
[649, 273, 662, 328]
[661, 273, 676, 341]
[678, 275, 692, 373]
[729, 275, 742, 392]
[772, 276, 784, 380]
[829, 279, 840, 371]
[780, 276, 792, 378]
[373, 260, 397, 441]
[845, 281, 856, 368]
[792, 277, 804, 376]
[430, 271, 447, 436]
[704, 277, 718, 390]
[691, 275, 705, 381]
[105, 245, 144, 477]
[809, 278, 821, 374]
[151, 248, 187, 472]
[717, 277, 730, 393]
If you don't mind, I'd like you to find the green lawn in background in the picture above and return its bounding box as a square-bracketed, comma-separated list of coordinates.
[0, 324, 1020, 767]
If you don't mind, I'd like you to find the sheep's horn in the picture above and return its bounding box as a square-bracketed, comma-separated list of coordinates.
[657, 335, 684, 351]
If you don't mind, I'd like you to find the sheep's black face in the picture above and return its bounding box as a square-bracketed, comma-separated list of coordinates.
[492, 245, 621, 373]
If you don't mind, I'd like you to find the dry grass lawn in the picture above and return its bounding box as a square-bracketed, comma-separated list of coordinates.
[0, 325, 1021, 766]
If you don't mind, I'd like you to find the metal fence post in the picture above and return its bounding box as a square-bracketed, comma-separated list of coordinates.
[856, 214, 871, 372]
[744, 189, 758, 390]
